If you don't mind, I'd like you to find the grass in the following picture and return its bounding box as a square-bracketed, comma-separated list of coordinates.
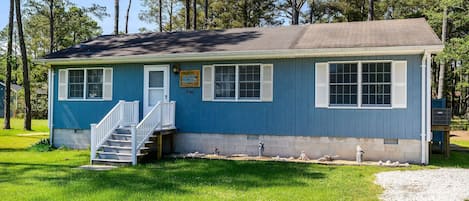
[0, 118, 467, 200]
[0, 118, 48, 135]
[453, 139, 469, 148]
[430, 151, 469, 168]
[0, 118, 395, 201]
[430, 137, 469, 168]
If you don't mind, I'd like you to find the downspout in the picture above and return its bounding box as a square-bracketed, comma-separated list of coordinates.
[420, 53, 427, 164]
[426, 53, 433, 164]
[47, 68, 54, 145]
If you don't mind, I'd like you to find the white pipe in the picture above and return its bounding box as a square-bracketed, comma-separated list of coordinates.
[47, 69, 55, 145]
[426, 53, 432, 163]
[420, 53, 427, 164]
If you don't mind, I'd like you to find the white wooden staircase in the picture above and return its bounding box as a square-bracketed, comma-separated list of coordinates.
[90, 100, 176, 166]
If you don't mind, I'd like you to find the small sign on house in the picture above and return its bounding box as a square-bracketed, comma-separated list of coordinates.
[179, 70, 200, 88]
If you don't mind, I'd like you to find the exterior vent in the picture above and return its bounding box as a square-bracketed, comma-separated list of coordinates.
[384, 138, 399, 145]
[432, 108, 451, 126]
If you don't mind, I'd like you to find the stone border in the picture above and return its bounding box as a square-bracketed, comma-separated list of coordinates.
[167, 153, 411, 167]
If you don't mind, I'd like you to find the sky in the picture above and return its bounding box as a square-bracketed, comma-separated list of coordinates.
[0, 0, 152, 35]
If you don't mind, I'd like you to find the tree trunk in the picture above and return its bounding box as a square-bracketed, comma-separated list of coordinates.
[49, 0, 54, 53]
[309, 0, 314, 24]
[204, 0, 208, 29]
[169, 0, 173, 32]
[14, 0, 32, 130]
[242, 0, 248, 27]
[159, 0, 163, 32]
[368, 0, 374, 21]
[125, 0, 131, 34]
[292, 0, 298, 25]
[193, 0, 197, 30]
[4, 0, 15, 130]
[185, 0, 190, 30]
[114, 0, 119, 35]
[437, 7, 448, 99]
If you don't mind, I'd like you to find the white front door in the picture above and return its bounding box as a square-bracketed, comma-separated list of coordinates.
[143, 65, 169, 115]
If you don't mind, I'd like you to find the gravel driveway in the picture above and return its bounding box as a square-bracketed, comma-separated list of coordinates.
[375, 168, 469, 201]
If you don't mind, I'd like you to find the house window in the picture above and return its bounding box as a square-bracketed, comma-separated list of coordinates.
[327, 62, 393, 108]
[239, 65, 260, 99]
[87, 69, 103, 99]
[67, 69, 104, 99]
[68, 70, 85, 99]
[215, 65, 236, 99]
[362, 62, 391, 106]
[329, 63, 358, 106]
[214, 64, 261, 100]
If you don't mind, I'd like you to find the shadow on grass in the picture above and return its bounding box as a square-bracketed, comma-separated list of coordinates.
[430, 151, 469, 168]
[0, 158, 327, 199]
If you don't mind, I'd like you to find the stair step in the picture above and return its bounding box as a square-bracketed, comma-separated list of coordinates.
[100, 145, 149, 150]
[92, 158, 132, 166]
[107, 139, 131, 143]
[101, 145, 131, 149]
[114, 128, 131, 134]
[112, 133, 131, 136]
[97, 151, 144, 156]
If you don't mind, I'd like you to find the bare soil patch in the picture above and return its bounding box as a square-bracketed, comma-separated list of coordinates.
[451, 130, 469, 141]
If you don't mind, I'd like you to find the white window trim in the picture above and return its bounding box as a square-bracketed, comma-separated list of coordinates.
[61, 67, 110, 101]
[212, 63, 264, 102]
[327, 60, 395, 109]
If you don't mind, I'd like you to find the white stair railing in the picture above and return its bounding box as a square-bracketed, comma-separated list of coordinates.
[130, 101, 176, 165]
[90, 100, 139, 163]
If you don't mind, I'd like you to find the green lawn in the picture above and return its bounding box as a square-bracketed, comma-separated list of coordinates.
[453, 139, 469, 148]
[0, 118, 49, 136]
[0, 118, 467, 200]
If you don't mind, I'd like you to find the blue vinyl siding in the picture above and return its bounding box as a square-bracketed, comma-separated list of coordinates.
[53, 55, 422, 139]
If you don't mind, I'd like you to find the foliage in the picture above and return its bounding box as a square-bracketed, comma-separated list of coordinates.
[0, 0, 107, 119]
[140, 0, 281, 31]
[24, 0, 106, 54]
[28, 138, 54, 152]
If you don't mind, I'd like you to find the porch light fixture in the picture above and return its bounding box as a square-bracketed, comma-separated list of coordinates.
[172, 64, 181, 73]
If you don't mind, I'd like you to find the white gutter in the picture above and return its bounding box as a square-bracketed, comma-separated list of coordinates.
[420, 51, 434, 165]
[421, 53, 427, 164]
[426, 52, 433, 164]
[36, 45, 444, 66]
[47, 69, 54, 145]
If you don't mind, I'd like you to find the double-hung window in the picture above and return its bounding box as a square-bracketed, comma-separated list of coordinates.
[58, 67, 112, 101]
[214, 64, 261, 100]
[362, 62, 391, 106]
[327, 62, 393, 108]
[329, 63, 358, 106]
[68, 69, 104, 99]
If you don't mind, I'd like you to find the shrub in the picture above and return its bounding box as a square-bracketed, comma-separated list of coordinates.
[28, 138, 54, 152]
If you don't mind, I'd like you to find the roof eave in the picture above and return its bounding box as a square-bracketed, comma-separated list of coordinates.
[36, 45, 444, 66]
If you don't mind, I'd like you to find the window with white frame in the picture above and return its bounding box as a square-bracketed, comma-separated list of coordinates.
[239, 65, 261, 99]
[329, 63, 358, 106]
[214, 65, 236, 99]
[68, 69, 104, 99]
[327, 62, 392, 107]
[362, 62, 391, 106]
[214, 64, 261, 100]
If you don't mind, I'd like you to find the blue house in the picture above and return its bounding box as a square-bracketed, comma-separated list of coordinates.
[39, 18, 443, 165]
[0, 82, 21, 118]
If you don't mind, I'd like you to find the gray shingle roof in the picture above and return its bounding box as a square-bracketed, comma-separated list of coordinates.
[0, 82, 22, 92]
[45, 18, 442, 59]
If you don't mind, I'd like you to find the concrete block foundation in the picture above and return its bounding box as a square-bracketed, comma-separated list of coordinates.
[174, 133, 422, 163]
[52, 129, 91, 149]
